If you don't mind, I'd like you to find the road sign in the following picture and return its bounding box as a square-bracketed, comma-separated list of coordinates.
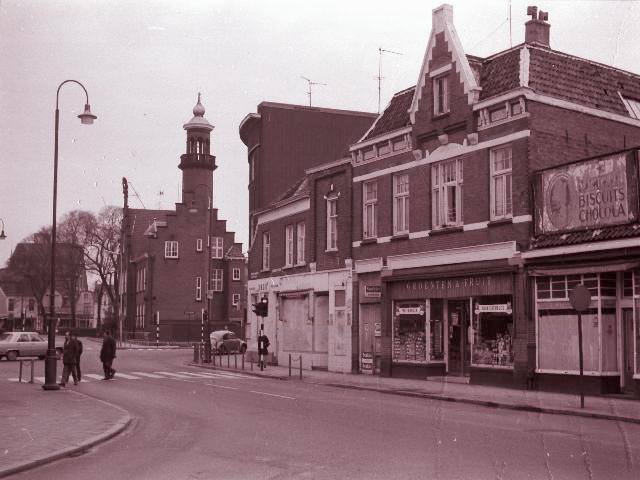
[569, 285, 590, 312]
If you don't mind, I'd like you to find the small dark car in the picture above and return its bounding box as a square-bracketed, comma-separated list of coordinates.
[209, 330, 247, 354]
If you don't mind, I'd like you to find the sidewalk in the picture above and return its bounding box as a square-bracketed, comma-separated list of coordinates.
[0, 381, 131, 479]
[192, 359, 640, 425]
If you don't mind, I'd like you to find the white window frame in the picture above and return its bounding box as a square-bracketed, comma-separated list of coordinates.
[326, 197, 338, 251]
[232, 293, 240, 307]
[196, 238, 203, 252]
[621, 95, 640, 119]
[211, 269, 223, 292]
[285, 224, 294, 267]
[490, 146, 513, 220]
[211, 237, 224, 259]
[196, 276, 202, 301]
[432, 158, 463, 228]
[164, 241, 179, 258]
[232, 268, 241, 281]
[433, 75, 449, 116]
[262, 232, 270, 270]
[296, 222, 305, 265]
[363, 180, 378, 239]
[393, 174, 409, 235]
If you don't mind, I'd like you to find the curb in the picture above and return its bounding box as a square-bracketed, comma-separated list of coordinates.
[191, 363, 640, 426]
[0, 392, 132, 479]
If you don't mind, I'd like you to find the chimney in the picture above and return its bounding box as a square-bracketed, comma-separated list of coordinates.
[525, 6, 550, 47]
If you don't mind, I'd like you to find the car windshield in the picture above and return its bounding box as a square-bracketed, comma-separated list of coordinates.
[0, 333, 12, 341]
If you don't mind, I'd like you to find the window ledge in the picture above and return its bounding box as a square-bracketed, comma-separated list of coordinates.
[390, 233, 409, 241]
[360, 237, 377, 245]
[488, 218, 513, 227]
[325, 248, 338, 253]
[164, 256, 179, 260]
[429, 226, 463, 236]
[432, 112, 450, 121]
[282, 264, 294, 270]
[295, 261, 307, 267]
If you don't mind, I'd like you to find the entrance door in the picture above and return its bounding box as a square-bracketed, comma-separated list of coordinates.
[447, 299, 470, 376]
[623, 309, 634, 392]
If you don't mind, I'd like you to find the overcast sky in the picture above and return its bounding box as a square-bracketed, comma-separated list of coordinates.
[1, 0, 639, 269]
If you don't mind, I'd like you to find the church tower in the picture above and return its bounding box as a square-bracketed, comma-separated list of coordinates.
[179, 93, 216, 210]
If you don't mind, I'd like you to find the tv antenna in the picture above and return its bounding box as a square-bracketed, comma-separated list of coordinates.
[377, 47, 402, 114]
[301, 76, 326, 106]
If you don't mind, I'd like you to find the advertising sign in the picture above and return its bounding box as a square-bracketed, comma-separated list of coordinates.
[364, 285, 382, 298]
[539, 153, 635, 233]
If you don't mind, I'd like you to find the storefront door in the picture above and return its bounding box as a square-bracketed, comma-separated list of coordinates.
[447, 299, 470, 376]
[623, 308, 634, 392]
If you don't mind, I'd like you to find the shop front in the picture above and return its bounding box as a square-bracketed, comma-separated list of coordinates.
[386, 271, 517, 383]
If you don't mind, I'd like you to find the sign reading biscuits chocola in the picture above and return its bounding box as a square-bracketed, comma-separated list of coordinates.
[540, 153, 636, 233]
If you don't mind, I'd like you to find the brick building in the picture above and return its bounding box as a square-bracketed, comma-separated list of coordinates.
[350, 4, 640, 395]
[121, 96, 246, 341]
[239, 103, 376, 370]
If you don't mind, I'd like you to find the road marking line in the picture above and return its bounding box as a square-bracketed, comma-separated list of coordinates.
[177, 371, 218, 378]
[154, 371, 193, 378]
[132, 372, 165, 378]
[210, 384, 238, 390]
[250, 390, 295, 400]
[113, 373, 141, 380]
[84, 374, 105, 380]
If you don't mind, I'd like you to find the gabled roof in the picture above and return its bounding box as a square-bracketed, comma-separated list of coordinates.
[224, 244, 245, 260]
[361, 87, 415, 142]
[275, 176, 310, 205]
[532, 223, 640, 249]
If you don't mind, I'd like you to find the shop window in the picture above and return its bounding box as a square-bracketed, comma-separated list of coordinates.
[393, 301, 426, 364]
[600, 272, 617, 297]
[471, 296, 513, 368]
[428, 299, 444, 361]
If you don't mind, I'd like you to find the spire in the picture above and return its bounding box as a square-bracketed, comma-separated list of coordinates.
[183, 93, 213, 131]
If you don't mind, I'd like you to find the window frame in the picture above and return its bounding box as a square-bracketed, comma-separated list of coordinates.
[285, 224, 294, 267]
[433, 74, 449, 116]
[363, 180, 378, 239]
[196, 238, 203, 252]
[211, 269, 223, 292]
[326, 197, 338, 251]
[490, 145, 513, 220]
[393, 174, 410, 235]
[195, 276, 202, 301]
[296, 222, 306, 265]
[262, 232, 270, 270]
[211, 237, 224, 259]
[232, 293, 240, 307]
[164, 240, 179, 259]
[232, 268, 241, 281]
[432, 158, 464, 228]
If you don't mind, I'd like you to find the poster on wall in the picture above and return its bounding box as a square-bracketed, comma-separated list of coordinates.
[537, 152, 638, 234]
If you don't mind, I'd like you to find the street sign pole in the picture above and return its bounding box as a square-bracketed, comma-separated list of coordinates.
[569, 285, 590, 409]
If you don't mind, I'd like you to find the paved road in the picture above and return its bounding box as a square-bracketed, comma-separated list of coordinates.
[6, 345, 640, 479]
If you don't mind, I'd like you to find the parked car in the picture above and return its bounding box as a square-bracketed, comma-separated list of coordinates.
[209, 330, 247, 354]
[0, 331, 64, 361]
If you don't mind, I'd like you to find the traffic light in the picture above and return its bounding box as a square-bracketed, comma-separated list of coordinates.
[253, 296, 268, 317]
[203, 310, 208, 323]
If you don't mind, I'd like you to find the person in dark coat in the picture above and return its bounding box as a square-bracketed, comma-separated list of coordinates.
[72, 332, 83, 382]
[58, 332, 80, 387]
[100, 330, 117, 380]
[257, 330, 270, 370]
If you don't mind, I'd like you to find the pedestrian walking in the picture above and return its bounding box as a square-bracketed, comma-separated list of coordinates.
[73, 332, 83, 382]
[58, 331, 80, 387]
[257, 330, 270, 370]
[100, 329, 117, 380]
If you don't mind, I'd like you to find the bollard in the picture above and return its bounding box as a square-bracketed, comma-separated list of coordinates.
[289, 354, 292, 377]
[299, 355, 302, 380]
[227, 353, 230, 368]
[242, 353, 245, 370]
[250, 358, 253, 371]
[19, 361, 23, 383]
[193, 344, 199, 363]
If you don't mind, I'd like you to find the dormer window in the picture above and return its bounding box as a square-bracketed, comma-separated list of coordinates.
[620, 95, 640, 119]
[433, 75, 449, 116]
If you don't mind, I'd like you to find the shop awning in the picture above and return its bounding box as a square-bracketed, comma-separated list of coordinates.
[528, 260, 640, 276]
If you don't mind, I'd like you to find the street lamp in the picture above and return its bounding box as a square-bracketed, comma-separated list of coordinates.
[43, 80, 96, 391]
[0, 218, 6, 240]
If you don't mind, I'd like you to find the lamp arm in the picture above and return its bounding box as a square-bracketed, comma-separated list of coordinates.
[56, 79, 90, 109]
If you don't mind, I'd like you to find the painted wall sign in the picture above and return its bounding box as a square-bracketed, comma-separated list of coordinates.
[393, 273, 512, 299]
[539, 153, 635, 233]
[396, 306, 425, 316]
[475, 303, 512, 314]
[364, 285, 382, 298]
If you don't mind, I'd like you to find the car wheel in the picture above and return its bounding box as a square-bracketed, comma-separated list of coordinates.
[55, 348, 63, 360]
[240, 344, 247, 354]
[6, 351, 18, 361]
[219, 345, 227, 355]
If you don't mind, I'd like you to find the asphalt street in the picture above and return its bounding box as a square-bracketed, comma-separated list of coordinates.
[5, 343, 640, 480]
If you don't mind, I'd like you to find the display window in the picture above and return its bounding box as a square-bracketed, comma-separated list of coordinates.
[428, 299, 445, 361]
[471, 295, 514, 368]
[393, 301, 426, 363]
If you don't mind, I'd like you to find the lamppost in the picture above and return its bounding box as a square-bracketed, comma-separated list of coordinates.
[43, 80, 97, 391]
[0, 218, 6, 240]
[194, 184, 213, 359]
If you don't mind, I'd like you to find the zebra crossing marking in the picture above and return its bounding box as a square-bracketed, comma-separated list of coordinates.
[84, 374, 105, 380]
[154, 371, 193, 378]
[132, 371, 165, 378]
[8, 369, 256, 384]
[113, 372, 141, 380]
